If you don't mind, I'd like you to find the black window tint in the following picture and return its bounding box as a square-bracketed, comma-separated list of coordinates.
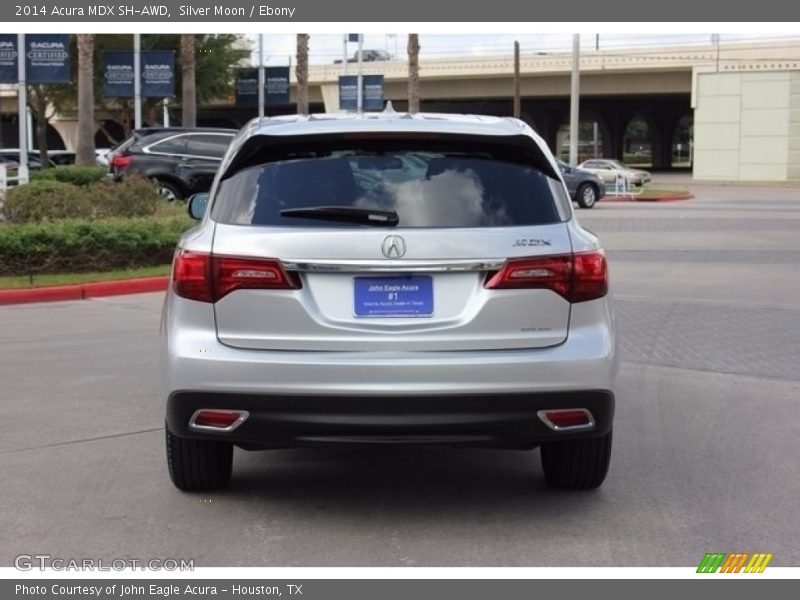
[185, 134, 232, 158]
[212, 152, 561, 228]
[148, 135, 188, 155]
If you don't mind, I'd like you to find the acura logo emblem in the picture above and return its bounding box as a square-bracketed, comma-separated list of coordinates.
[381, 235, 406, 259]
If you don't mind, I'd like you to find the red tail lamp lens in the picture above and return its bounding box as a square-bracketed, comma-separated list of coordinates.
[172, 250, 299, 303]
[485, 251, 607, 303]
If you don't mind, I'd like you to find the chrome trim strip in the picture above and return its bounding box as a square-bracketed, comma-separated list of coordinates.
[281, 259, 505, 273]
[537, 409, 596, 432]
[188, 409, 250, 433]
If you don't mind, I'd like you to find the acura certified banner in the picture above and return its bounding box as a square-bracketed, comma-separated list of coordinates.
[102, 50, 175, 97]
[102, 51, 134, 97]
[0, 34, 71, 84]
[141, 51, 175, 98]
[266, 66, 290, 105]
[339, 74, 384, 111]
[235, 67, 259, 106]
[236, 66, 290, 107]
[0, 34, 16, 83]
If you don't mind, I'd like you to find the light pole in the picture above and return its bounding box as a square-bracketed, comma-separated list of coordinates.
[569, 34, 581, 166]
[356, 34, 363, 113]
[16, 33, 28, 183]
[134, 33, 142, 129]
[342, 34, 348, 76]
[257, 34, 265, 118]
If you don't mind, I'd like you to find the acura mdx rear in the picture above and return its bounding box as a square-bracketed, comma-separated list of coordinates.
[161, 113, 617, 492]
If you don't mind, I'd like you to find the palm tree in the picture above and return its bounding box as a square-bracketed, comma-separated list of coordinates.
[296, 34, 309, 115]
[407, 34, 420, 114]
[75, 34, 96, 166]
[180, 34, 196, 127]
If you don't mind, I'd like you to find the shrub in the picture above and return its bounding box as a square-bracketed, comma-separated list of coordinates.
[92, 175, 161, 218]
[3, 176, 161, 223]
[3, 180, 94, 223]
[0, 215, 193, 275]
[31, 165, 108, 186]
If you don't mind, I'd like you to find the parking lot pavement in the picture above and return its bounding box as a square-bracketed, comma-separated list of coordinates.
[1, 184, 799, 567]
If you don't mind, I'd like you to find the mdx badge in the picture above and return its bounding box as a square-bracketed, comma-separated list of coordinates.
[513, 238, 552, 247]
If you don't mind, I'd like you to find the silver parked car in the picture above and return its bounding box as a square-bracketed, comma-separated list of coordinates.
[162, 112, 618, 492]
[578, 159, 651, 187]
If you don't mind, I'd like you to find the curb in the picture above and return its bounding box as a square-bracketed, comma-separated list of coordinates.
[602, 193, 694, 203]
[0, 276, 168, 306]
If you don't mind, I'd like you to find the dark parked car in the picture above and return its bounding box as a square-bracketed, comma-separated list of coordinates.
[0, 151, 53, 171]
[557, 160, 606, 209]
[108, 127, 237, 200]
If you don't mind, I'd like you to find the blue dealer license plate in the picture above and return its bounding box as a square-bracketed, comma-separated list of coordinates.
[353, 276, 433, 318]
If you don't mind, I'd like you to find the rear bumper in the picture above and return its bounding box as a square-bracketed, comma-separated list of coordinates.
[162, 295, 617, 396]
[167, 389, 614, 449]
[162, 294, 618, 449]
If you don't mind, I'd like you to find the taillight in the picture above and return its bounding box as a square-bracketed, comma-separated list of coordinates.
[110, 154, 132, 169]
[214, 255, 300, 299]
[485, 255, 571, 295]
[484, 251, 607, 303]
[571, 251, 608, 303]
[173, 250, 213, 302]
[172, 250, 299, 303]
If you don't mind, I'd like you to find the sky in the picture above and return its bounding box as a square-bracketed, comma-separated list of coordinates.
[248, 33, 799, 66]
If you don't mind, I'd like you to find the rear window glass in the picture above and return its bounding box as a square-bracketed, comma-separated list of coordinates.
[147, 135, 188, 155]
[211, 150, 562, 228]
[185, 134, 232, 158]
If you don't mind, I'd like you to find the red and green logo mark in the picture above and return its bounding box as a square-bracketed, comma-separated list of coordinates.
[697, 553, 773, 573]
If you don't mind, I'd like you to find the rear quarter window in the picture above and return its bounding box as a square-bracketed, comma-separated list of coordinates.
[184, 134, 233, 159]
[147, 135, 188, 155]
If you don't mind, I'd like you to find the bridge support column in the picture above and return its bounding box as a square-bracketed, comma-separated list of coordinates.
[649, 112, 682, 170]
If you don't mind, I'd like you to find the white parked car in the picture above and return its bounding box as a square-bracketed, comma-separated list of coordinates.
[578, 159, 651, 187]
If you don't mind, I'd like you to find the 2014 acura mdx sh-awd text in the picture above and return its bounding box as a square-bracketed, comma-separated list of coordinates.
[161, 112, 618, 492]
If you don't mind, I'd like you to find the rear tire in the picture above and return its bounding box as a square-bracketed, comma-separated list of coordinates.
[155, 179, 182, 202]
[576, 183, 598, 209]
[540, 429, 612, 490]
[166, 426, 233, 491]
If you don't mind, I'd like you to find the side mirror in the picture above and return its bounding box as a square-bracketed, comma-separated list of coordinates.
[187, 192, 210, 220]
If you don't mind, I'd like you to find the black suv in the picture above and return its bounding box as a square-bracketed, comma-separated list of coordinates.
[109, 128, 237, 200]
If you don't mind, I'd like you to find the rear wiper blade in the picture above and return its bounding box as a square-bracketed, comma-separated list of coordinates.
[280, 206, 399, 227]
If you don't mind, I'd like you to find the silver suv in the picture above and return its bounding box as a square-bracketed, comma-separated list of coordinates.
[162, 113, 617, 492]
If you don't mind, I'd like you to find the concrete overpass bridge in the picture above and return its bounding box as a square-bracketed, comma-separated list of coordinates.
[302, 39, 800, 178]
